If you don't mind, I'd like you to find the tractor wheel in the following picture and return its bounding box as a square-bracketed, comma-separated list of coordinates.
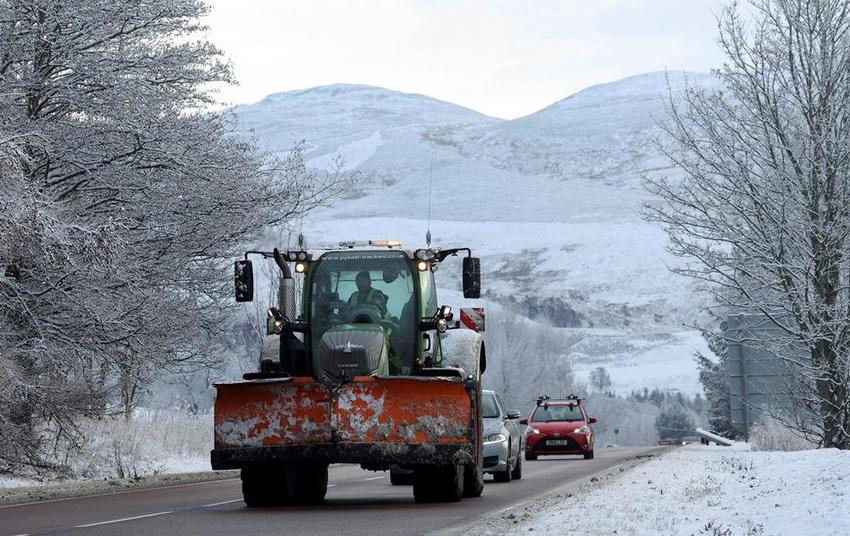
[511, 454, 523, 480]
[413, 464, 464, 503]
[463, 462, 484, 497]
[390, 466, 414, 485]
[286, 463, 329, 504]
[412, 468, 435, 502]
[241, 468, 289, 507]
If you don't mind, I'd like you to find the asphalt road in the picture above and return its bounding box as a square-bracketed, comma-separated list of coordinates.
[1, 447, 664, 536]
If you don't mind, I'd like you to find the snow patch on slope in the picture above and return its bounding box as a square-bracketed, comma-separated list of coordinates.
[307, 131, 384, 171]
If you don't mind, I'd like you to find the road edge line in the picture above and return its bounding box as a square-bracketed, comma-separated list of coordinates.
[0, 471, 239, 508]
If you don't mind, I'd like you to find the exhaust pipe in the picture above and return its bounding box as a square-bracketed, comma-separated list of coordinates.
[273, 248, 297, 321]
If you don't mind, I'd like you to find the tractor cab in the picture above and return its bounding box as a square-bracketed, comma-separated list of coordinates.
[308, 249, 419, 377]
[233, 240, 481, 382]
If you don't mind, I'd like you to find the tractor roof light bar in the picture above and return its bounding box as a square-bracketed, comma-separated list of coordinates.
[243, 250, 311, 262]
[338, 240, 402, 249]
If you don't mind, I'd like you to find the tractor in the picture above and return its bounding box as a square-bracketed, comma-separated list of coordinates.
[210, 240, 487, 505]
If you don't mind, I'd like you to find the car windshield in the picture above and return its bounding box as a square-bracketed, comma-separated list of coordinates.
[531, 404, 584, 422]
[308, 250, 417, 374]
[482, 393, 500, 418]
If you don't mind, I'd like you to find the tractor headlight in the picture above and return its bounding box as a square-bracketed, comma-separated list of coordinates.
[484, 433, 507, 445]
[287, 250, 309, 262]
[294, 261, 307, 273]
[416, 260, 429, 272]
[415, 248, 436, 260]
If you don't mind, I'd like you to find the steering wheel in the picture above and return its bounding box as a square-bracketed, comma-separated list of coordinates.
[342, 303, 384, 324]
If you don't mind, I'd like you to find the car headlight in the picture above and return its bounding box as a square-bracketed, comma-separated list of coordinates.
[484, 433, 507, 445]
[526, 428, 541, 436]
[574, 425, 589, 435]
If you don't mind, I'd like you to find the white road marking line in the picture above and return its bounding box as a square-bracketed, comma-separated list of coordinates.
[201, 499, 243, 508]
[361, 476, 385, 481]
[0, 477, 240, 510]
[74, 510, 174, 528]
[327, 484, 336, 487]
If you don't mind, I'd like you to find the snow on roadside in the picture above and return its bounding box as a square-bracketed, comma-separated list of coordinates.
[0, 476, 40, 489]
[505, 444, 849, 535]
[0, 410, 212, 492]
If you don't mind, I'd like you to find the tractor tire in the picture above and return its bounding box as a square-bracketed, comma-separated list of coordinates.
[583, 449, 595, 460]
[413, 464, 464, 503]
[463, 462, 484, 497]
[511, 454, 523, 480]
[390, 466, 414, 485]
[241, 468, 289, 507]
[286, 463, 329, 504]
[525, 452, 537, 461]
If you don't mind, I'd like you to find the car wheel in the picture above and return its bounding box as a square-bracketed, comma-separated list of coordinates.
[493, 448, 512, 483]
[525, 452, 537, 461]
[583, 449, 595, 460]
[511, 453, 522, 480]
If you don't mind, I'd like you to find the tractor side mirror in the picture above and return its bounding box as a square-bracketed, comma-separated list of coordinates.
[507, 410, 521, 420]
[588, 416, 597, 424]
[462, 257, 481, 299]
[235, 260, 254, 302]
[519, 418, 528, 425]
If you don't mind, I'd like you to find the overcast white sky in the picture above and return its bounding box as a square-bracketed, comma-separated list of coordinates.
[205, 0, 726, 119]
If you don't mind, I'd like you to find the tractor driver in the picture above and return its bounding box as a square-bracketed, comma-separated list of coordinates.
[347, 271, 389, 317]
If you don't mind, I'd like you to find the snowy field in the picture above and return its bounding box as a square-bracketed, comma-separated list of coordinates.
[502, 444, 849, 536]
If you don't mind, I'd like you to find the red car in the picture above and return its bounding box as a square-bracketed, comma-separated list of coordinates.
[521, 395, 596, 460]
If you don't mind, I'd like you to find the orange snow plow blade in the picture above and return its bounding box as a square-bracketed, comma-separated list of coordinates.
[211, 375, 475, 469]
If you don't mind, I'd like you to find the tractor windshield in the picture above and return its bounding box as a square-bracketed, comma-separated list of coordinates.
[308, 250, 417, 374]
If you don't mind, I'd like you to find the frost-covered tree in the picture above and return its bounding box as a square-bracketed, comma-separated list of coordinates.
[655, 406, 696, 442]
[645, 0, 850, 449]
[0, 1, 340, 470]
[482, 312, 577, 411]
[589, 366, 612, 393]
[695, 323, 734, 437]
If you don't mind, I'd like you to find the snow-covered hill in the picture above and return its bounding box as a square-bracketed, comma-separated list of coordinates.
[233, 72, 718, 394]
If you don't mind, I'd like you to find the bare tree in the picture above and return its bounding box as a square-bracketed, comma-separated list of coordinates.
[0, 1, 344, 470]
[645, 0, 850, 448]
[589, 366, 612, 393]
[483, 311, 578, 410]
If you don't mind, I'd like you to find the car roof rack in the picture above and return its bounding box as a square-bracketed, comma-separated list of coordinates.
[535, 394, 582, 406]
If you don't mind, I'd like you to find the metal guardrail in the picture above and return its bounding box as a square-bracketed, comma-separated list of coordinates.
[695, 427, 733, 447]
